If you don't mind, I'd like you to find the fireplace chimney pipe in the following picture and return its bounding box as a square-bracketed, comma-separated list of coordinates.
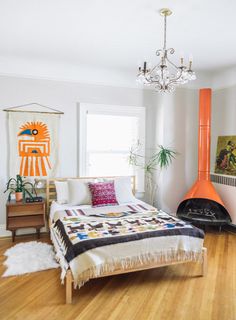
[198, 88, 211, 181]
[180, 88, 225, 205]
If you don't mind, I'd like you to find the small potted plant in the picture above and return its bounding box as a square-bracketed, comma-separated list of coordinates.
[4, 174, 36, 202]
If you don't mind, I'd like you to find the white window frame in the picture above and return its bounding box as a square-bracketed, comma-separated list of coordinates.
[78, 103, 146, 192]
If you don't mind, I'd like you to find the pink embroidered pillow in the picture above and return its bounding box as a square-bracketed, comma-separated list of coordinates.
[88, 181, 118, 207]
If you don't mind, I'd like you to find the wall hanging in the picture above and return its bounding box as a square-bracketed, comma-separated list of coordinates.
[4, 103, 63, 178]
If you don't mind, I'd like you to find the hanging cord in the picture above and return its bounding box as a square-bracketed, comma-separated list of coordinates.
[3, 103, 64, 115]
[163, 14, 167, 50]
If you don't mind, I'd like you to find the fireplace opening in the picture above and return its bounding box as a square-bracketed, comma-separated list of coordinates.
[177, 198, 231, 226]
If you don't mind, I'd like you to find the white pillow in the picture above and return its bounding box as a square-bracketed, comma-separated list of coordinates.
[114, 177, 136, 204]
[68, 179, 92, 205]
[55, 181, 69, 204]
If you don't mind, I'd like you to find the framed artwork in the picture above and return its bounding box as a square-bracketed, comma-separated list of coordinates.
[215, 136, 236, 176]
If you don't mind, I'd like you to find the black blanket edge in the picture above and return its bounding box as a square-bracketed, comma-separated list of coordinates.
[54, 219, 204, 263]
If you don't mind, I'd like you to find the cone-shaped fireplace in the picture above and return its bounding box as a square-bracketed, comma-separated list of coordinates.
[177, 88, 231, 227]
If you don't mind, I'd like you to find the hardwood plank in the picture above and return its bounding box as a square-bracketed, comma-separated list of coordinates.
[0, 231, 235, 320]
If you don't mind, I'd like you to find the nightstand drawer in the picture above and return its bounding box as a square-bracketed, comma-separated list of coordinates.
[7, 203, 44, 217]
[8, 215, 45, 229]
[8, 209, 44, 217]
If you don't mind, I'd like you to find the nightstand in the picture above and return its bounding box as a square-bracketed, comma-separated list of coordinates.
[6, 200, 45, 242]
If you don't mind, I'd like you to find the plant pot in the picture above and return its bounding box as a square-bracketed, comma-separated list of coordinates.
[15, 192, 23, 202]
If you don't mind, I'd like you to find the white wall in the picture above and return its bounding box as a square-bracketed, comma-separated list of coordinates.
[211, 66, 236, 90]
[0, 75, 149, 228]
[211, 86, 236, 170]
[211, 85, 236, 224]
[146, 89, 199, 212]
[144, 72, 212, 212]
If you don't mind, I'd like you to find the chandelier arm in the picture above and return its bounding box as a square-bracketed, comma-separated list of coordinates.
[149, 81, 162, 90]
[169, 71, 183, 82]
[149, 76, 161, 83]
[150, 62, 162, 73]
[156, 49, 164, 57]
[144, 77, 155, 84]
[150, 83, 161, 86]
[168, 73, 184, 85]
[147, 76, 161, 83]
[165, 56, 179, 69]
[167, 67, 184, 83]
[167, 48, 175, 55]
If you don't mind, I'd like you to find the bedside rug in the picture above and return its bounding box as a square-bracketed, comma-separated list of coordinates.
[2, 241, 59, 277]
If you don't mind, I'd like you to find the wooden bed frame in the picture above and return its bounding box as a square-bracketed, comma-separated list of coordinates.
[46, 176, 207, 304]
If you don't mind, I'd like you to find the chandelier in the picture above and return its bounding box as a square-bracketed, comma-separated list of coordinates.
[137, 8, 196, 93]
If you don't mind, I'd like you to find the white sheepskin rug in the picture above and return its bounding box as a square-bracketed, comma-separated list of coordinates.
[2, 241, 59, 277]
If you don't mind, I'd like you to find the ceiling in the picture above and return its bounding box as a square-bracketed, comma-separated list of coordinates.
[0, 0, 235, 82]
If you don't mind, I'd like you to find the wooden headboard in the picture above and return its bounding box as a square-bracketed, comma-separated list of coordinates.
[46, 175, 136, 215]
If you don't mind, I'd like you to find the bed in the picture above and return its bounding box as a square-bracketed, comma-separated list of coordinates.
[46, 176, 207, 304]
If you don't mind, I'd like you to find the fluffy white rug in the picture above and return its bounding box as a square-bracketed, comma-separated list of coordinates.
[2, 241, 59, 277]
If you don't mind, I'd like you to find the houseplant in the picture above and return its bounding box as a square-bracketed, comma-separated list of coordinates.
[4, 174, 36, 202]
[128, 143, 177, 205]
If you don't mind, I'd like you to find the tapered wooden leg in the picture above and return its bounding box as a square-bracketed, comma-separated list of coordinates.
[12, 230, 16, 242]
[36, 228, 40, 239]
[201, 247, 207, 276]
[66, 270, 73, 304]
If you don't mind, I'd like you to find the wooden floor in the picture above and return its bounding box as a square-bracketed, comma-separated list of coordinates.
[0, 230, 235, 320]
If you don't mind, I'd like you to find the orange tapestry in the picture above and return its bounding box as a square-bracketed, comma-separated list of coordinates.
[18, 121, 52, 177]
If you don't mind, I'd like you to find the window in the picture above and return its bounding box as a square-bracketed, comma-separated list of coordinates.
[79, 104, 145, 191]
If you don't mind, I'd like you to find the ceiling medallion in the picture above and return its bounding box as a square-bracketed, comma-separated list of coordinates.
[137, 8, 196, 93]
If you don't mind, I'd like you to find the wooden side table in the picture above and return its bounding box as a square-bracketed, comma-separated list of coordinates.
[6, 200, 45, 242]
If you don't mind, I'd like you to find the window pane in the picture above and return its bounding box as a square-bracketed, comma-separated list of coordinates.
[87, 152, 134, 176]
[86, 114, 139, 176]
[87, 114, 138, 151]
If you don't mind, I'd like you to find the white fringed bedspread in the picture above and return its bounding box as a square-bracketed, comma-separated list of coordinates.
[50, 203, 204, 288]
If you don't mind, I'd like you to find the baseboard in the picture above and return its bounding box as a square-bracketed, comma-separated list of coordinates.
[0, 225, 12, 237]
[0, 224, 47, 238]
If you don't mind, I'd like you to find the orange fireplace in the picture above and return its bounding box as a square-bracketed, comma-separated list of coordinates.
[177, 88, 231, 227]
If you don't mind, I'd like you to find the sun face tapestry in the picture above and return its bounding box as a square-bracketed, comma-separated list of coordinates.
[215, 136, 236, 176]
[9, 112, 60, 178]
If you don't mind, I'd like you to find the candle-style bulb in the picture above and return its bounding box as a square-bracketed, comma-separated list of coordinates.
[144, 61, 147, 73]
[189, 61, 192, 70]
